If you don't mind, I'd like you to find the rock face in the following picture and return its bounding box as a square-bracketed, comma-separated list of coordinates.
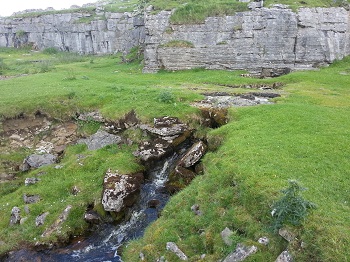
[143, 7, 350, 75]
[102, 169, 144, 212]
[0, 11, 144, 54]
[1, 7, 349, 73]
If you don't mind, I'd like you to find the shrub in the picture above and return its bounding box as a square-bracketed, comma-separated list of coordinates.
[158, 90, 175, 103]
[271, 180, 316, 231]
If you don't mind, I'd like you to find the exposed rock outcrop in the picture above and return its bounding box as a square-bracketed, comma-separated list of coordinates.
[77, 130, 122, 150]
[135, 117, 191, 162]
[166, 242, 188, 261]
[223, 244, 258, 262]
[143, 7, 350, 75]
[41, 205, 72, 237]
[10, 207, 21, 226]
[0, 7, 349, 74]
[101, 169, 144, 213]
[0, 11, 144, 54]
[22, 154, 57, 171]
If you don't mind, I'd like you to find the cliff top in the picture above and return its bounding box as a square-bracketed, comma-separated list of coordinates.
[6, 0, 350, 21]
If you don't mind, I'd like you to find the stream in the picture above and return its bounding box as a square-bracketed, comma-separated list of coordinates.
[5, 145, 190, 262]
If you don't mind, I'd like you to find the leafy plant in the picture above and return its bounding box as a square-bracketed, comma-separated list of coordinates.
[158, 90, 175, 103]
[271, 180, 316, 231]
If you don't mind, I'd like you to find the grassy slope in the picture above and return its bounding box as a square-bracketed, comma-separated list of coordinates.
[123, 59, 350, 261]
[0, 48, 274, 255]
[1, 48, 350, 260]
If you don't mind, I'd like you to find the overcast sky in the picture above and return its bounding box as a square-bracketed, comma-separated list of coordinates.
[0, 0, 97, 17]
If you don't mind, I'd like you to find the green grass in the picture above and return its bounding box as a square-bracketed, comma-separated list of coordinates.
[148, 0, 350, 24]
[123, 58, 350, 261]
[1, 47, 350, 260]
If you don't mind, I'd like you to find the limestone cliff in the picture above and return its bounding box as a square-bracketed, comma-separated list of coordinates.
[143, 7, 350, 75]
[0, 11, 144, 54]
[0, 6, 349, 75]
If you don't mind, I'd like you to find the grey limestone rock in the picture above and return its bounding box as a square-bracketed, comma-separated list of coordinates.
[166, 242, 188, 260]
[143, 7, 350, 75]
[10, 207, 21, 226]
[22, 154, 57, 171]
[23, 194, 40, 204]
[41, 205, 72, 237]
[275, 250, 293, 262]
[36, 212, 49, 227]
[177, 141, 207, 168]
[102, 169, 144, 212]
[25, 177, 41, 186]
[223, 244, 258, 262]
[78, 130, 122, 150]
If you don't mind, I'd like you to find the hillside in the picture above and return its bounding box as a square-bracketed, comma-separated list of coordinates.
[0, 0, 350, 261]
[0, 45, 350, 261]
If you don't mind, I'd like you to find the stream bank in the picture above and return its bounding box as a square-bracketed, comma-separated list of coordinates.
[1, 90, 281, 261]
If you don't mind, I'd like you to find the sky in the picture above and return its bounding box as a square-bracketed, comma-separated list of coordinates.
[0, 0, 97, 17]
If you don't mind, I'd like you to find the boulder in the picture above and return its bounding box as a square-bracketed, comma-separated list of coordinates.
[23, 194, 40, 204]
[275, 250, 293, 262]
[177, 141, 207, 168]
[191, 204, 203, 216]
[84, 210, 101, 224]
[78, 130, 122, 150]
[10, 207, 21, 226]
[102, 169, 144, 212]
[135, 117, 192, 162]
[22, 154, 57, 171]
[258, 236, 270, 246]
[24, 177, 41, 186]
[223, 244, 258, 262]
[36, 212, 49, 227]
[134, 138, 171, 162]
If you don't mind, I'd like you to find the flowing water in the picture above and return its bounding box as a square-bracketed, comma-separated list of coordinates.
[5, 146, 189, 262]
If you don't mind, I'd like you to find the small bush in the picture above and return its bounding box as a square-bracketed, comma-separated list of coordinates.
[271, 180, 316, 231]
[158, 90, 175, 103]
